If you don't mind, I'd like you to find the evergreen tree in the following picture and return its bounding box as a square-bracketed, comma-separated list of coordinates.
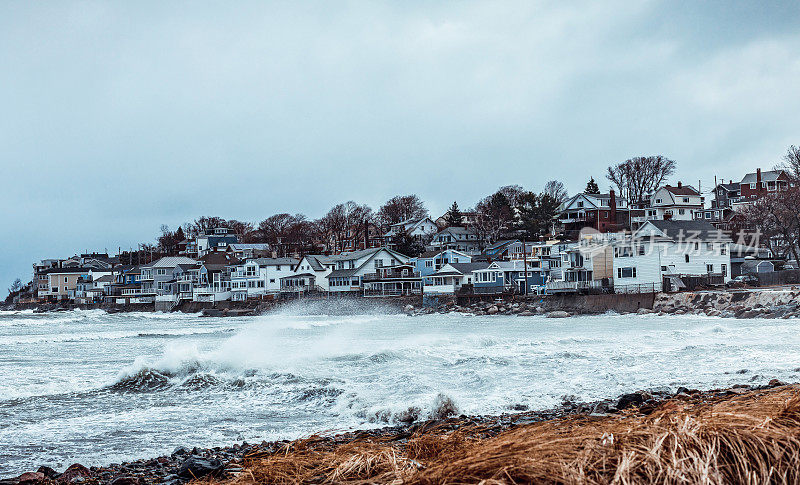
[443, 201, 463, 226]
[585, 177, 600, 194]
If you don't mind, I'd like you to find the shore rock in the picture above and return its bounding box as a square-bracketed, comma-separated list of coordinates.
[177, 456, 222, 479]
[546, 311, 570, 318]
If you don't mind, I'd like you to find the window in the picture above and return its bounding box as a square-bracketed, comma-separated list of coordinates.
[706, 243, 713, 250]
[750, 183, 756, 189]
[270, 279, 275, 283]
[721, 246, 727, 255]
[64, 277, 68, 282]
[683, 197, 690, 203]
[705, 212, 711, 219]
[638, 245, 645, 255]
[156, 269, 166, 275]
[655, 198, 662, 204]
[685, 254, 690, 263]
[577, 201, 584, 208]
[617, 267, 636, 278]
[721, 264, 727, 276]
[694, 242, 699, 250]
[276, 265, 281, 270]
[678, 209, 685, 215]
[375, 259, 383, 268]
[661, 266, 668, 272]
[425, 261, 433, 267]
[706, 264, 714, 273]
[615, 246, 632, 257]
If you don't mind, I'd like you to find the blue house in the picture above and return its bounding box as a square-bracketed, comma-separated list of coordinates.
[413, 249, 473, 277]
[472, 261, 547, 295]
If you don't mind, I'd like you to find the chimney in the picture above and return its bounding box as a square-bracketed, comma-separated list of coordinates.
[677, 181, 682, 188]
[757, 168, 762, 194]
[609, 189, 617, 230]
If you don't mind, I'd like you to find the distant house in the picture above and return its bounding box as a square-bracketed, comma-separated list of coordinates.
[362, 263, 422, 297]
[645, 183, 704, 222]
[612, 220, 732, 293]
[341, 223, 384, 252]
[738, 169, 791, 201]
[326, 248, 411, 293]
[699, 181, 740, 228]
[383, 217, 439, 249]
[195, 228, 239, 257]
[435, 211, 478, 228]
[226, 243, 271, 260]
[430, 226, 483, 254]
[556, 191, 631, 237]
[472, 260, 546, 295]
[39, 267, 93, 301]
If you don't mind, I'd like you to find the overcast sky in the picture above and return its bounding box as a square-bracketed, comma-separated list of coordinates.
[1, 1, 799, 289]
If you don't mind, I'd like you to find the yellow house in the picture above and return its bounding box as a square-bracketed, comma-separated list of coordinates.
[40, 268, 92, 301]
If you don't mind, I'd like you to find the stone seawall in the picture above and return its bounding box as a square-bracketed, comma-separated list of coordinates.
[654, 289, 800, 318]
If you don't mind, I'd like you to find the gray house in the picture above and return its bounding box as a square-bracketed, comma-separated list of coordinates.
[140, 256, 199, 296]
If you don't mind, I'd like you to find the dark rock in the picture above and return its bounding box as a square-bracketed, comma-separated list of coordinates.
[57, 464, 90, 484]
[769, 379, 787, 387]
[17, 473, 44, 485]
[111, 476, 140, 485]
[177, 456, 223, 479]
[36, 467, 58, 479]
[616, 392, 645, 410]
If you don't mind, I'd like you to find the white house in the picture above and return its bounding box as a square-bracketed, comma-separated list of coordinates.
[229, 257, 298, 300]
[430, 226, 484, 254]
[645, 183, 705, 222]
[423, 262, 489, 294]
[292, 255, 337, 291]
[612, 220, 731, 293]
[325, 248, 411, 293]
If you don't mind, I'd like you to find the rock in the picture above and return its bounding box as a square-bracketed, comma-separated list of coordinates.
[177, 456, 223, 479]
[546, 311, 570, 318]
[616, 393, 645, 410]
[518, 310, 533, 316]
[36, 467, 58, 479]
[487, 306, 499, 315]
[535, 306, 545, 314]
[403, 304, 414, 314]
[769, 379, 787, 387]
[57, 464, 90, 484]
[17, 473, 44, 484]
[637, 308, 652, 315]
[111, 477, 140, 485]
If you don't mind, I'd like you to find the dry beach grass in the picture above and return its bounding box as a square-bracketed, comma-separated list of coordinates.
[216, 385, 800, 484]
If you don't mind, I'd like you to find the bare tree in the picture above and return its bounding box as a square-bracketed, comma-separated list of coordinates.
[740, 188, 800, 267]
[472, 191, 514, 243]
[542, 180, 568, 203]
[319, 204, 348, 252]
[606, 156, 676, 203]
[184, 216, 228, 237]
[258, 213, 307, 256]
[780, 145, 800, 182]
[377, 195, 427, 227]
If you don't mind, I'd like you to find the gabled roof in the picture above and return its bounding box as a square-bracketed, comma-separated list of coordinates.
[142, 256, 198, 268]
[433, 262, 491, 276]
[661, 184, 700, 196]
[637, 220, 732, 243]
[740, 170, 787, 184]
[228, 243, 271, 250]
[42, 267, 93, 274]
[250, 257, 299, 267]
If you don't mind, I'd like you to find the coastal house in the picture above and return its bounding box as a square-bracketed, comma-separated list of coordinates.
[422, 262, 490, 295]
[644, 183, 704, 222]
[140, 256, 199, 297]
[430, 226, 484, 254]
[412, 249, 473, 277]
[73, 271, 114, 304]
[39, 267, 93, 301]
[229, 257, 298, 300]
[292, 255, 337, 291]
[325, 248, 411, 293]
[472, 260, 547, 295]
[362, 263, 422, 297]
[699, 181, 740, 228]
[612, 220, 732, 293]
[738, 168, 791, 201]
[546, 235, 616, 294]
[556, 191, 631, 238]
[435, 211, 478, 228]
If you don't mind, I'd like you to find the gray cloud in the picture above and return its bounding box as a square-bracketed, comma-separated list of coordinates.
[1, 1, 799, 288]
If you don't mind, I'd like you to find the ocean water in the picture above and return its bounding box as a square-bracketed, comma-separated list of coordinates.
[2, 304, 800, 475]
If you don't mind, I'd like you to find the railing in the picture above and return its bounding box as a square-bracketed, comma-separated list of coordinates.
[614, 283, 661, 294]
[363, 288, 421, 297]
[546, 280, 604, 292]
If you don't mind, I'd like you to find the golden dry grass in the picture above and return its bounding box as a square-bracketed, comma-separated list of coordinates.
[220, 385, 800, 484]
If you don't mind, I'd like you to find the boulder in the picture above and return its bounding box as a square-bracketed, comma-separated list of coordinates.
[487, 306, 499, 315]
[616, 393, 645, 410]
[518, 310, 534, 316]
[636, 308, 652, 315]
[57, 464, 90, 484]
[403, 304, 414, 314]
[546, 311, 570, 318]
[177, 456, 223, 479]
[110, 477, 140, 485]
[769, 379, 787, 387]
[17, 472, 44, 485]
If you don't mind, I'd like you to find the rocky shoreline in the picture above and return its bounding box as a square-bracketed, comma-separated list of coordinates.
[2, 379, 792, 485]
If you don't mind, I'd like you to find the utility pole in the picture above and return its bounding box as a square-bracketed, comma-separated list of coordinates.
[522, 238, 528, 296]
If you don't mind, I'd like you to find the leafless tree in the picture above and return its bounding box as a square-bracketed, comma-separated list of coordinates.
[377, 195, 427, 227]
[472, 190, 514, 243]
[606, 156, 676, 203]
[780, 145, 800, 182]
[183, 216, 228, 237]
[739, 188, 800, 266]
[541, 180, 568, 203]
[258, 213, 307, 256]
